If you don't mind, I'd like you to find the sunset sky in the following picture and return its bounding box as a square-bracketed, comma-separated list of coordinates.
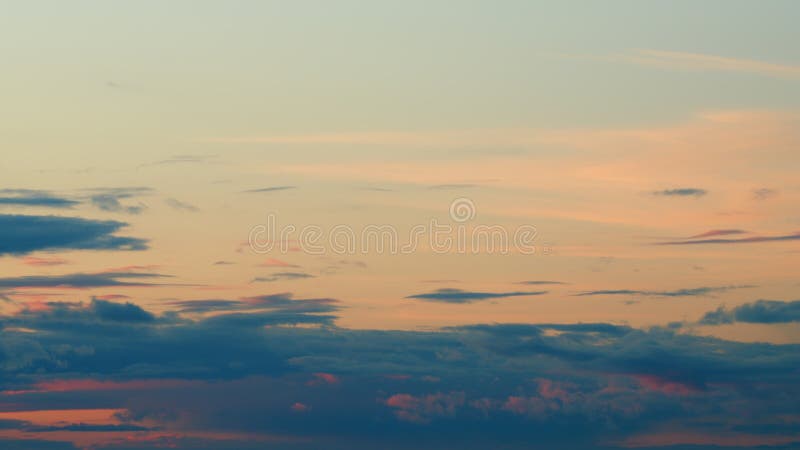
[1, 2, 799, 449]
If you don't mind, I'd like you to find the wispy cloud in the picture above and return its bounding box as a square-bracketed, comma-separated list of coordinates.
[165, 198, 199, 212]
[686, 229, 747, 239]
[652, 188, 707, 197]
[752, 188, 778, 200]
[84, 187, 152, 215]
[251, 272, 315, 283]
[21, 256, 70, 267]
[428, 184, 479, 190]
[407, 288, 547, 304]
[0, 270, 172, 289]
[242, 186, 296, 193]
[656, 232, 800, 246]
[618, 49, 800, 79]
[575, 285, 753, 298]
[517, 281, 567, 286]
[139, 154, 218, 168]
[257, 258, 300, 268]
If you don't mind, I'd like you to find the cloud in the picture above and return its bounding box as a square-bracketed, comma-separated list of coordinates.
[164, 198, 199, 212]
[84, 187, 152, 215]
[242, 186, 296, 193]
[427, 184, 478, 190]
[140, 154, 217, 167]
[252, 272, 315, 283]
[517, 280, 566, 286]
[686, 229, 748, 239]
[89, 196, 145, 214]
[167, 292, 339, 317]
[0, 298, 797, 449]
[90, 299, 156, 322]
[406, 288, 547, 303]
[0, 270, 172, 289]
[652, 188, 707, 197]
[257, 258, 300, 268]
[752, 188, 778, 200]
[21, 256, 69, 267]
[0, 214, 148, 255]
[656, 232, 800, 246]
[0, 189, 79, 209]
[385, 392, 465, 423]
[575, 285, 752, 298]
[617, 49, 800, 79]
[699, 300, 800, 325]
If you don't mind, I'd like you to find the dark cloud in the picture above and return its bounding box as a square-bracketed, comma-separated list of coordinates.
[652, 188, 707, 197]
[252, 272, 315, 283]
[90, 298, 156, 322]
[0, 189, 79, 209]
[699, 300, 800, 325]
[656, 232, 800, 246]
[242, 186, 296, 193]
[517, 280, 566, 286]
[167, 293, 339, 316]
[0, 214, 148, 255]
[575, 285, 753, 298]
[0, 295, 796, 450]
[407, 288, 547, 303]
[0, 270, 171, 289]
[165, 198, 199, 212]
[0, 302, 797, 449]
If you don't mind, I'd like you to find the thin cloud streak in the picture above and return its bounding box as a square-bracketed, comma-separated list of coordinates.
[618, 49, 800, 79]
[407, 288, 548, 304]
[242, 186, 296, 193]
[656, 232, 800, 246]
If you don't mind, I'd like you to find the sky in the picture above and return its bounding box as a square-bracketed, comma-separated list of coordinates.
[0, 1, 799, 449]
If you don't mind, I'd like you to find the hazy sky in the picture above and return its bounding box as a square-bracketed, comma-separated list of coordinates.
[1, 2, 799, 449]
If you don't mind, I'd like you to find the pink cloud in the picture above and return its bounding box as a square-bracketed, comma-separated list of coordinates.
[632, 375, 696, 396]
[307, 372, 340, 386]
[384, 392, 465, 424]
[21, 256, 69, 266]
[258, 258, 300, 268]
[3, 378, 202, 395]
[291, 402, 310, 413]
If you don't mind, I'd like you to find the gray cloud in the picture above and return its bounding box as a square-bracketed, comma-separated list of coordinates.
[656, 232, 800, 246]
[0, 189, 79, 209]
[700, 300, 800, 325]
[752, 188, 778, 200]
[652, 188, 707, 197]
[242, 186, 297, 193]
[80, 187, 153, 214]
[165, 198, 199, 212]
[575, 285, 753, 298]
[0, 271, 171, 289]
[686, 229, 747, 239]
[407, 288, 547, 303]
[252, 272, 316, 283]
[0, 214, 148, 255]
